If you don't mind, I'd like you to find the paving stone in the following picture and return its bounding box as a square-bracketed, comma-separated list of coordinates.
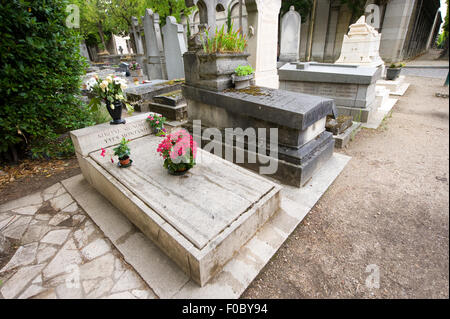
[18, 285, 46, 299]
[32, 274, 43, 284]
[62, 202, 79, 214]
[41, 229, 71, 245]
[36, 244, 58, 264]
[35, 214, 52, 221]
[42, 183, 64, 201]
[0, 242, 38, 272]
[2, 216, 32, 240]
[72, 215, 86, 226]
[111, 270, 142, 293]
[12, 205, 41, 216]
[21, 224, 52, 245]
[85, 277, 114, 298]
[43, 238, 82, 280]
[0, 192, 42, 213]
[73, 222, 97, 249]
[113, 257, 127, 280]
[0, 264, 45, 299]
[132, 289, 153, 299]
[32, 289, 57, 299]
[80, 253, 115, 280]
[50, 193, 74, 212]
[48, 213, 71, 226]
[81, 238, 111, 260]
[55, 284, 83, 299]
[103, 291, 136, 299]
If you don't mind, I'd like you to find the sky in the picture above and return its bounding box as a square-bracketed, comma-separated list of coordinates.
[440, 0, 447, 33]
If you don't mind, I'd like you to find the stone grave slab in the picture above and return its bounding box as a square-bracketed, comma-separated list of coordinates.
[125, 80, 184, 112]
[279, 62, 382, 123]
[147, 90, 187, 121]
[183, 84, 336, 187]
[70, 115, 281, 286]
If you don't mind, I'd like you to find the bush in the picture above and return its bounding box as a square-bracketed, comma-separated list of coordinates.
[0, 0, 93, 160]
[235, 65, 255, 77]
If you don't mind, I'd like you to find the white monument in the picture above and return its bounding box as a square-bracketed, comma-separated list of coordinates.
[335, 15, 385, 68]
[162, 16, 187, 80]
[143, 9, 166, 80]
[245, 0, 281, 89]
[279, 6, 301, 63]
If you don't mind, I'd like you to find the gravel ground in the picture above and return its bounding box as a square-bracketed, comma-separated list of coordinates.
[242, 76, 449, 299]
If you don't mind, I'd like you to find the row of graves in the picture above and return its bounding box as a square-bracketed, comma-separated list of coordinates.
[73, 0, 407, 297]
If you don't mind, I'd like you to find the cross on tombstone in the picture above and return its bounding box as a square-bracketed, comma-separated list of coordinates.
[131, 16, 144, 55]
[280, 6, 301, 63]
[163, 16, 187, 80]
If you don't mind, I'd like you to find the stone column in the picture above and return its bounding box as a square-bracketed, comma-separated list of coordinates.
[245, 0, 281, 89]
[143, 9, 164, 80]
[279, 6, 301, 62]
[425, 8, 441, 51]
[163, 16, 187, 80]
[311, 0, 330, 62]
[379, 0, 415, 63]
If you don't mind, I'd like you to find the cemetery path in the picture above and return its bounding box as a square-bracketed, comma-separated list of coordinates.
[242, 76, 449, 299]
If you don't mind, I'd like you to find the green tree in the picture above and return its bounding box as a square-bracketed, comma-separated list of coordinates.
[339, 0, 367, 23]
[280, 0, 313, 22]
[146, 0, 194, 25]
[0, 0, 93, 160]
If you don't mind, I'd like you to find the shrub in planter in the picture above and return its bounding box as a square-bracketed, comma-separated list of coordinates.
[157, 129, 198, 175]
[191, 24, 250, 91]
[232, 65, 255, 89]
[386, 63, 405, 80]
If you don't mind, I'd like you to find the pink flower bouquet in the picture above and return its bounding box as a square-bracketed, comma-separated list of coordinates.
[157, 129, 198, 175]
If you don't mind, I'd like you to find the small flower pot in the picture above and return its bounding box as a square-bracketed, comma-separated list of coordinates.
[118, 156, 132, 168]
[386, 68, 401, 81]
[106, 100, 126, 125]
[232, 74, 254, 90]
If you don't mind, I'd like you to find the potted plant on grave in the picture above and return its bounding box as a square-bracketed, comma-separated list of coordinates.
[232, 65, 255, 90]
[129, 61, 142, 77]
[113, 138, 132, 168]
[147, 114, 167, 136]
[386, 63, 405, 80]
[195, 24, 250, 91]
[87, 74, 134, 125]
[157, 129, 198, 175]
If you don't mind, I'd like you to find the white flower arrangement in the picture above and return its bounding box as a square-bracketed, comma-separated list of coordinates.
[87, 74, 133, 114]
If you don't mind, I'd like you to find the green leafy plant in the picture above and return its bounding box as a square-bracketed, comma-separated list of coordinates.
[146, 114, 167, 136]
[113, 138, 131, 159]
[86, 75, 134, 114]
[202, 24, 247, 53]
[235, 65, 255, 77]
[0, 0, 94, 160]
[389, 63, 405, 68]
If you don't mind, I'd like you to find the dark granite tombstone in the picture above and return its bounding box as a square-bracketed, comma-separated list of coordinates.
[125, 80, 184, 112]
[183, 84, 337, 187]
[147, 90, 188, 121]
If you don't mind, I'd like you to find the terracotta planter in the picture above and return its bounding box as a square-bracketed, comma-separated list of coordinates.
[119, 155, 132, 168]
[386, 68, 401, 81]
[105, 100, 126, 125]
[232, 73, 254, 90]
